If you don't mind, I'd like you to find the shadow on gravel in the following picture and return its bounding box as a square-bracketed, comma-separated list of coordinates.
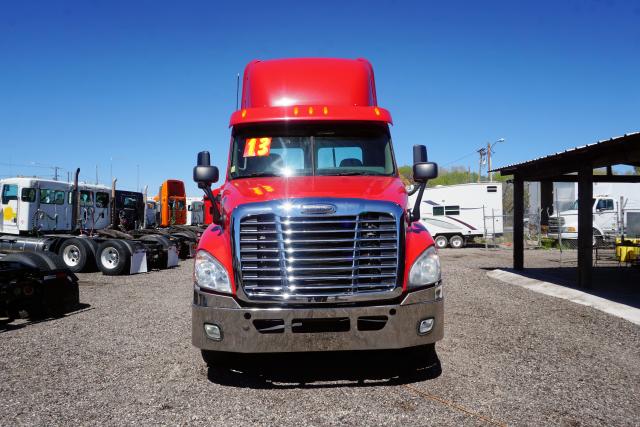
[205, 348, 442, 389]
[0, 303, 92, 333]
[483, 266, 640, 308]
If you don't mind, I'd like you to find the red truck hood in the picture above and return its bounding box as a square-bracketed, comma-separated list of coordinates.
[219, 176, 407, 214]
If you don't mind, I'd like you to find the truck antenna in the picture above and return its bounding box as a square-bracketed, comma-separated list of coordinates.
[236, 73, 240, 110]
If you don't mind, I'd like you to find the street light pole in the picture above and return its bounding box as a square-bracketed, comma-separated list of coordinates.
[487, 138, 505, 181]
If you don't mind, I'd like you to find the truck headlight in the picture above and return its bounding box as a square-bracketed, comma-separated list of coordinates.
[408, 246, 441, 289]
[194, 250, 231, 293]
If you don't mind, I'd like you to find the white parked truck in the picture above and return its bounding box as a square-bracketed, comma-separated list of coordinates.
[0, 173, 179, 274]
[408, 182, 504, 248]
[186, 197, 204, 226]
[548, 182, 640, 244]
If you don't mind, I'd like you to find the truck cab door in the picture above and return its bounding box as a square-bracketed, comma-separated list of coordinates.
[594, 198, 616, 234]
[93, 191, 110, 229]
[1, 184, 19, 234]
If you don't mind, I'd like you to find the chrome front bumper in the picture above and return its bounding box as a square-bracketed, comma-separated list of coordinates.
[192, 286, 444, 353]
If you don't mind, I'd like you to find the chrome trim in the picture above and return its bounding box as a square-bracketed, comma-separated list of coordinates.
[231, 198, 404, 304]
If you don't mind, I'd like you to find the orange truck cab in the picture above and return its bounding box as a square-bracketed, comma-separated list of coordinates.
[191, 58, 442, 369]
[157, 180, 187, 227]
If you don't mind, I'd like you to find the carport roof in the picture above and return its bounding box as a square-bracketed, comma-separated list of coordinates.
[492, 132, 640, 179]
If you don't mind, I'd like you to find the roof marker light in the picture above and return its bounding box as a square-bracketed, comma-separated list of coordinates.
[241, 109, 247, 118]
[293, 106, 299, 116]
[374, 107, 381, 116]
[323, 106, 328, 115]
[308, 106, 314, 115]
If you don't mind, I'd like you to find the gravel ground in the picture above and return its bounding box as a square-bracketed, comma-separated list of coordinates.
[1, 248, 639, 426]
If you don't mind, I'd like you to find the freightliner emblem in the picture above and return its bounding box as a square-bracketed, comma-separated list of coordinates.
[300, 203, 337, 215]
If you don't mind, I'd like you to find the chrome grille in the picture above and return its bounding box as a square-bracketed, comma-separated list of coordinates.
[548, 216, 564, 233]
[236, 202, 401, 303]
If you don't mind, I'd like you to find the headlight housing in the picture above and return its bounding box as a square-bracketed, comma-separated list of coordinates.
[194, 250, 232, 294]
[408, 246, 441, 289]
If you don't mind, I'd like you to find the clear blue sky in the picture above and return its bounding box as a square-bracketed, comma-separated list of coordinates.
[1, 0, 639, 195]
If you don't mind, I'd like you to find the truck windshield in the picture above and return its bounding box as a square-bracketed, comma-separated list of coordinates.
[569, 198, 595, 210]
[229, 123, 396, 179]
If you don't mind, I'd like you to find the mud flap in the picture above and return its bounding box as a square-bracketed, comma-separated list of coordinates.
[167, 245, 179, 268]
[129, 248, 148, 274]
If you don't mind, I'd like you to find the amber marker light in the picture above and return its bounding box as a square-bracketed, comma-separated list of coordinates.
[374, 107, 381, 116]
[308, 106, 314, 115]
[323, 106, 329, 115]
[241, 109, 247, 118]
[293, 106, 299, 116]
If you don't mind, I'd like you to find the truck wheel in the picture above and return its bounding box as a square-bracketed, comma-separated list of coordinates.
[97, 240, 131, 275]
[434, 235, 448, 249]
[399, 344, 441, 379]
[449, 235, 464, 249]
[201, 350, 233, 368]
[58, 238, 91, 273]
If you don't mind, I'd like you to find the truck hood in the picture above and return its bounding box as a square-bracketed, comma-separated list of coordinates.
[219, 176, 407, 215]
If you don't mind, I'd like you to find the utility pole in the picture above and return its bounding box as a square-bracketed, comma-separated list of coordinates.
[96, 165, 99, 184]
[53, 166, 59, 181]
[136, 164, 140, 192]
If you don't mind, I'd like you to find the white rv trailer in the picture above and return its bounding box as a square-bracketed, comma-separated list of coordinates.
[186, 197, 204, 226]
[408, 182, 504, 248]
[548, 182, 640, 243]
[0, 175, 179, 275]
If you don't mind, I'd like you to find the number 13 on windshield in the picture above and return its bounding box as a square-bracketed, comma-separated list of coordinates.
[243, 137, 272, 157]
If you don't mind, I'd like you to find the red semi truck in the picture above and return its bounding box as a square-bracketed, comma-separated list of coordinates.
[192, 58, 443, 368]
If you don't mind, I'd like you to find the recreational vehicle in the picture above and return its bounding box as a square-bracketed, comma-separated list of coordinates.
[408, 182, 503, 248]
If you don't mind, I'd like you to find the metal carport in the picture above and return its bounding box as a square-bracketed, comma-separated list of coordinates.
[491, 132, 640, 288]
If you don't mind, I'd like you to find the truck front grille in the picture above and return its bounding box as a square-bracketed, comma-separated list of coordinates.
[238, 211, 399, 303]
[548, 216, 564, 233]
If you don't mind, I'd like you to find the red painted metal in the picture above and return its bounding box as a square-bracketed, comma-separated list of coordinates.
[230, 58, 392, 126]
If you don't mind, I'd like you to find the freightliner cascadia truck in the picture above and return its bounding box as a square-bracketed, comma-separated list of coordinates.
[192, 58, 442, 369]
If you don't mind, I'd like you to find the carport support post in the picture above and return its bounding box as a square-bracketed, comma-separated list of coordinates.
[577, 165, 593, 288]
[513, 174, 524, 270]
[540, 180, 553, 226]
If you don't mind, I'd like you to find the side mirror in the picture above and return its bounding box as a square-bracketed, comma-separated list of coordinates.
[413, 162, 438, 182]
[193, 151, 219, 186]
[193, 151, 222, 226]
[410, 145, 438, 222]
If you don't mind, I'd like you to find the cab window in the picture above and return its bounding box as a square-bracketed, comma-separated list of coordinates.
[596, 199, 614, 211]
[21, 187, 36, 203]
[80, 191, 93, 206]
[96, 192, 109, 208]
[2, 184, 18, 204]
[41, 189, 65, 205]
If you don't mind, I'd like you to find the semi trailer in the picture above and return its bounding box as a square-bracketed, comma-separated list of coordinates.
[191, 58, 443, 370]
[0, 173, 179, 275]
[408, 182, 504, 248]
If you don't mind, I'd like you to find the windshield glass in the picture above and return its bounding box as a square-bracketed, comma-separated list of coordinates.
[569, 198, 595, 210]
[229, 123, 396, 179]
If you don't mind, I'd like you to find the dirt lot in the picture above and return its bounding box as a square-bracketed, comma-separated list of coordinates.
[1, 248, 638, 426]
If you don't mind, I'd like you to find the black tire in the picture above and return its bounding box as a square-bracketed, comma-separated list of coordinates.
[449, 235, 464, 249]
[1, 252, 66, 272]
[58, 238, 92, 273]
[434, 235, 448, 249]
[97, 240, 131, 275]
[201, 350, 233, 368]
